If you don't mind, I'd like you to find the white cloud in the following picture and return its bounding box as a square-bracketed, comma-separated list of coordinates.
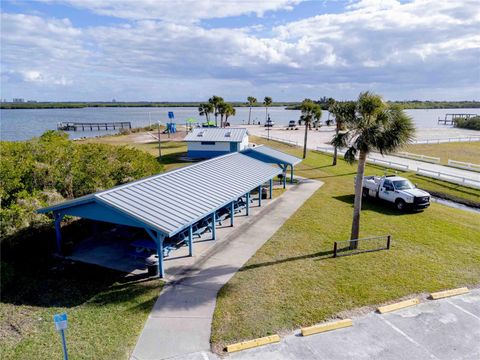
[44, 0, 303, 22]
[1, 0, 479, 101]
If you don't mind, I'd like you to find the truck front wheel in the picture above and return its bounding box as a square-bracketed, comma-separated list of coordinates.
[362, 188, 369, 199]
[395, 199, 406, 211]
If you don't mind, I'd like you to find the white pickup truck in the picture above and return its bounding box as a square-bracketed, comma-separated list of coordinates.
[361, 175, 431, 210]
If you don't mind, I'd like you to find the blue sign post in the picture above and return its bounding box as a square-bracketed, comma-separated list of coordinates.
[53, 313, 69, 360]
[168, 111, 174, 119]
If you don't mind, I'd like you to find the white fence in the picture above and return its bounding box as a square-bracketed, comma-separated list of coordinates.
[261, 135, 299, 146]
[315, 146, 335, 154]
[367, 157, 409, 171]
[447, 160, 480, 172]
[412, 136, 480, 144]
[416, 167, 480, 189]
[395, 151, 440, 164]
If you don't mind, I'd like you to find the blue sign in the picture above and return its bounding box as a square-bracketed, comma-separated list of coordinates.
[53, 313, 69, 360]
[54, 313, 68, 331]
[168, 111, 174, 119]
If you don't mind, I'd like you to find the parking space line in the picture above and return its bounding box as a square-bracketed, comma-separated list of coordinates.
[379, 316, 440, 360]
[446, 300, 480, 321]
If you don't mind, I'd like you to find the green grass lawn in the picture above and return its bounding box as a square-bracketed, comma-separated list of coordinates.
[211, 139, 480, 348]
[406, 141, 480, 165]
[0, 259, 163, 360]
[83, 133, 192, 172]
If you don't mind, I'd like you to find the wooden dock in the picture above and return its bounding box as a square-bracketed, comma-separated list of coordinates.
[57, 121, 132, 131]
[438, 113, 477, 125]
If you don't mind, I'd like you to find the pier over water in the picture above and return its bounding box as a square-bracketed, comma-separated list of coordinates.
[57, 121, 132, 131]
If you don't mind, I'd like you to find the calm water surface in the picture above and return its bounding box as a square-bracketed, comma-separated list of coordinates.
[1, 107, 478, 141]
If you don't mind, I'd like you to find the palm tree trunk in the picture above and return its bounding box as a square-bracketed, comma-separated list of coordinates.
[332, 124, 339, 166]
[265, 106, 268, 122]
[350, 150, 367, 248]
[303, 122, 308, 159]
[248, 106, 252, 125]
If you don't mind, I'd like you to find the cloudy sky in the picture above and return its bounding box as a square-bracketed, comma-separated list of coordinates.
[1, 0, 479, 102]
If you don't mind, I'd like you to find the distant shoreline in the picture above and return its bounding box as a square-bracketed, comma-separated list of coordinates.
[0, 102, 297, 110]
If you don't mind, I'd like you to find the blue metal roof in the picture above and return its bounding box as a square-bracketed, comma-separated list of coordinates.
[184, 128, 247, 143]
[38, 152, 281, 237]
[242, 145, 302, 166]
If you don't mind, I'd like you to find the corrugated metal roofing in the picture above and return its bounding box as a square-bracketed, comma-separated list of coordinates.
[243, 145, 302, 166]
[184, 128, 247, 142]
[38, 152, 281, 237]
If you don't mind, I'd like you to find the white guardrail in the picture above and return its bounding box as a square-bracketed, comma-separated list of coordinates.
[395, 151, 440, 164]
[261, 135, 299, 146]
[412, 136, 480, 144]
[447, 160, 480, 172]
[416, 167, 480, 189]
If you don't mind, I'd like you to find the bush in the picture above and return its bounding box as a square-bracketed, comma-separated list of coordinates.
[455, 116, 480, 130]
[0, 131, 163, 237]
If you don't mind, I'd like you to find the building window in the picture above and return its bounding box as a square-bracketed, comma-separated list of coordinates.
[201, 141, 216, 145]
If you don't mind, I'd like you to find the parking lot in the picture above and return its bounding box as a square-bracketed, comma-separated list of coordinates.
[175, 289, 480, 360]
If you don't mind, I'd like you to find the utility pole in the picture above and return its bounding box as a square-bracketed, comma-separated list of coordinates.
[157, 121, 162, 160]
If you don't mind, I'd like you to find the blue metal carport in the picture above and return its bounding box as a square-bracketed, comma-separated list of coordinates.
[37, 152, 282, 278]
[242, 145, 302, 186]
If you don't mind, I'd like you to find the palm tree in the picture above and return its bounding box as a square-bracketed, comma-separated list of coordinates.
[263, 96, 272, 122]
[247, 96, 257, 125]
[331, 91, 415, 247]
[217, 101, 227, 127]
[299, 99, 322, 159]
[209, 95, 224, 127]
[224, 103, 236, 126]
[329, 101, 356, 166]
[198, 103, 213, 123]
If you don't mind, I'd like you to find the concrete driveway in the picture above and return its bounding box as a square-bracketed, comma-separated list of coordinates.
[175, 289, 480, 360]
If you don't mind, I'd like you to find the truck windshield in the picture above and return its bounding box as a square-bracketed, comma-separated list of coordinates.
[393, 180, 413, 190]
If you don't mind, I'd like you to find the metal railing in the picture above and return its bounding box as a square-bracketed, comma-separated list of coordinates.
[261, 135, 299, 146]
[412, 136, 480, 144]
[395, 151, 440, 164]
[333, 235, 391, 258]
[447, 160, 480, 173]
[416, 167, 480, 189]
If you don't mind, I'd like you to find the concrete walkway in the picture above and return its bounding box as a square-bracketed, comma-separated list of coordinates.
[174, 289, 480, 360]
[246, 125, 480, 185]
[131, 178, 323, 360]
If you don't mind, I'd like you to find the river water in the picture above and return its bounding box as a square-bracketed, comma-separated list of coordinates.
[1, 106, 478, 141]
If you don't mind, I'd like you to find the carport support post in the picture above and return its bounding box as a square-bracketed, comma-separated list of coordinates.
[246, 192, 250, 216]
[269, 179, 273, 199]
[290, 165, 294, 184]
[156, 233, 165, 278]
[230, 201, 234, 227]
[54, 213, 64, 254]
[258, 185, 262, 207]
[188, 225, 193, 256]
[283, 167, 287, 189]
[212, 212, 216, 240]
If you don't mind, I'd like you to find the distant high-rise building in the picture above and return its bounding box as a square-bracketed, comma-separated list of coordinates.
[12, 98, 25, 103]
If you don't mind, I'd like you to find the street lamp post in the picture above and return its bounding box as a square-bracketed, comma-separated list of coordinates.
[157, 121, 162, 160]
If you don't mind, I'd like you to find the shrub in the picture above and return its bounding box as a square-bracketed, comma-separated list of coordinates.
[455, 116, 480, 130]
[0, 131, 163, 237]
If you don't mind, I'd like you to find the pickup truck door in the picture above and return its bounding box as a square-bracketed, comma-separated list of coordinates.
[379, 180, 396, 202]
